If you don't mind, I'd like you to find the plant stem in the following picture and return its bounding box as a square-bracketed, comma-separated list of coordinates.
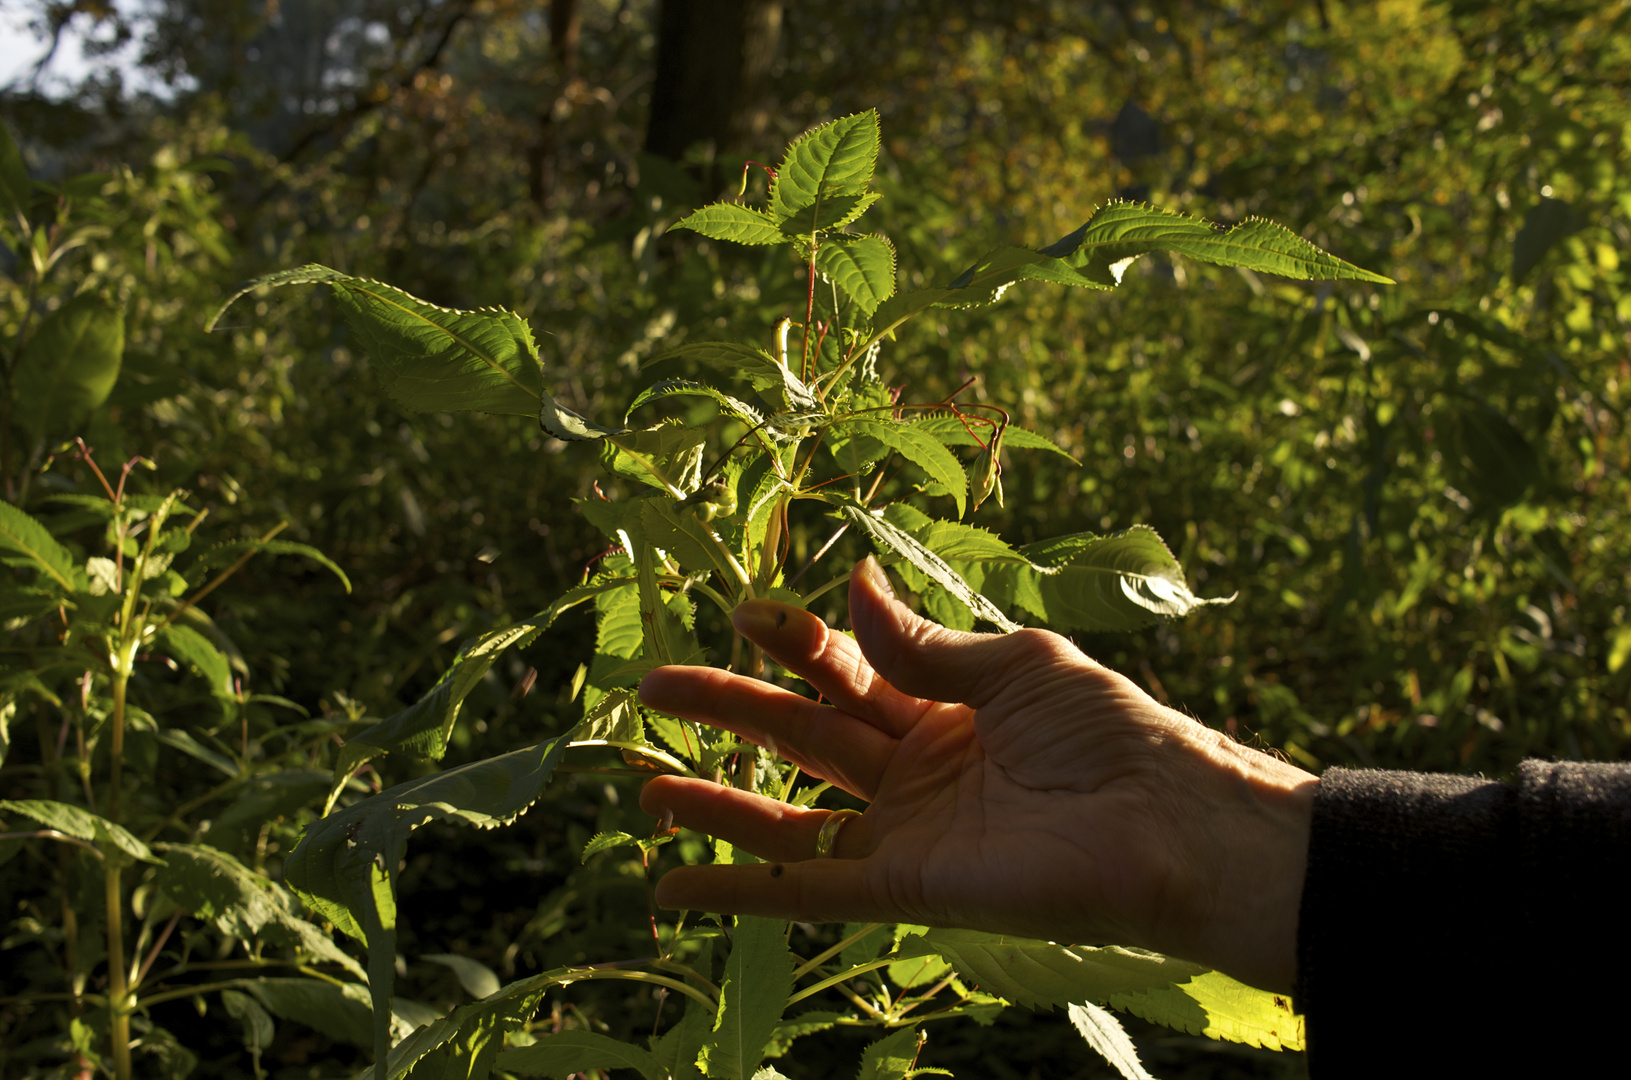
[103, 864, 132, 1080]
[792, 923, 883, 980]
[786, 956, 897, 1006]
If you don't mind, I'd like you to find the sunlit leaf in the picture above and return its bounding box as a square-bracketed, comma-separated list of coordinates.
[816, 234, 897, 316]
[770, 110, 880, 222]
[1068, 1002, 1155, 1080]
[671, 203, 784, 245]
[905, 930, 1302, 1050]
[210, 264, 543, 416]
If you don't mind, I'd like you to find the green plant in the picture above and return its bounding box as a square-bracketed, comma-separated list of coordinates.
[209, 111, 1388, 1079]
[0, 445, 353, 1079]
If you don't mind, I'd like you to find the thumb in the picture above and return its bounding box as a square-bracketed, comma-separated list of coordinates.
[848, 556, 1086, 708]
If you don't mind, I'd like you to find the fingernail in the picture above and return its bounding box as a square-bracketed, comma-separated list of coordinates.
[860, 556, 895, 599]
[732, 599, 789, 639]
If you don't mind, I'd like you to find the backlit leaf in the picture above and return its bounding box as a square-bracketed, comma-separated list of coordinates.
[1016, 527, 1232, 632]
[13, 295, 124, 440]
[211, 264, 543, 416]
[839, 502, 1020, 632]
[1067, 1002, 1155, 1080]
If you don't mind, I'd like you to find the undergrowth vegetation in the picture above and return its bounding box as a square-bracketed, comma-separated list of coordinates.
[1, 2, 1627, 1077]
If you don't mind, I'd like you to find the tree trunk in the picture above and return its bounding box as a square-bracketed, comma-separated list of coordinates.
[644, 0, 783, 178]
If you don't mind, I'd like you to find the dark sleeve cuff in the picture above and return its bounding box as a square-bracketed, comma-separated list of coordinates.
[1294, 761, 1631, 1077]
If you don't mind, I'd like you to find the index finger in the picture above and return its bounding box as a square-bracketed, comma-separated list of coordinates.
[731, 593, 931, 740]
[639, 664, 896, 798]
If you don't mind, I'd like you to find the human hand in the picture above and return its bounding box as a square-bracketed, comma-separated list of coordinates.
[638, 557, 1316, 993]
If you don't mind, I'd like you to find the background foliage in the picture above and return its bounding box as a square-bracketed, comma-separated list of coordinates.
[0, 1, 1626, 1077]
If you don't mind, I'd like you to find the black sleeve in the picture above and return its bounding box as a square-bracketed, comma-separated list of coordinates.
[1294, 761, 1631, 1077]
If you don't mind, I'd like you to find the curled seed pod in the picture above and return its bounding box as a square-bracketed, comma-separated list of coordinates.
[970, 427, 1006, 513]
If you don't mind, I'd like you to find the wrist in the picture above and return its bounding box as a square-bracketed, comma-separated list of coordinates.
[1176, 729, 1316, 994]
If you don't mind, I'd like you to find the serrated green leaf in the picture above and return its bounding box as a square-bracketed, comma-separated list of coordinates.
[327, 581, 613, 808]
[0, 122, 30, 224]
[639, 499, 738, 582]
[905, 930, 1203, 1010]
[652, 341, 821, 413]
[778, 192, 881, 237]
[500, 1031, 665, 1080]
[839, 502, 1019, 632]
[189, 537, 351, 594]
[1038, 202, 1393, 286]
[576, 687, 644, 742]
[1016, 527, 1232, 631]
[212, 264, 543, 416]
[699, 915, 794, 1080]
[604, 424, 708, 493]
[541, 386, 629, 441]
[372, 968, 560, 1080]
[0, 500, 80, 593]
[763, 1011, 841, 1060]
[627, 378, 768, 432]
[1106, 970, 1304, 1051]
[153, 843, 365, 980]
[283, 734, 573, 1076]
[581, 830, 641, 861]
[771, 111, 880, 222]
[856, 1026, 922, 1080]
[866, 201, 1388, 347]
[0, 798, 161, 866]
[908, 930, 1302, 1051]
[671, 203, 784, 245]
[816, 235, 896, 316]
[13, 295, 124, 440]
[912, 415, 1075, 461]
[852, 419, 967, 518]
[1067, 1002, 1154, 1080]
